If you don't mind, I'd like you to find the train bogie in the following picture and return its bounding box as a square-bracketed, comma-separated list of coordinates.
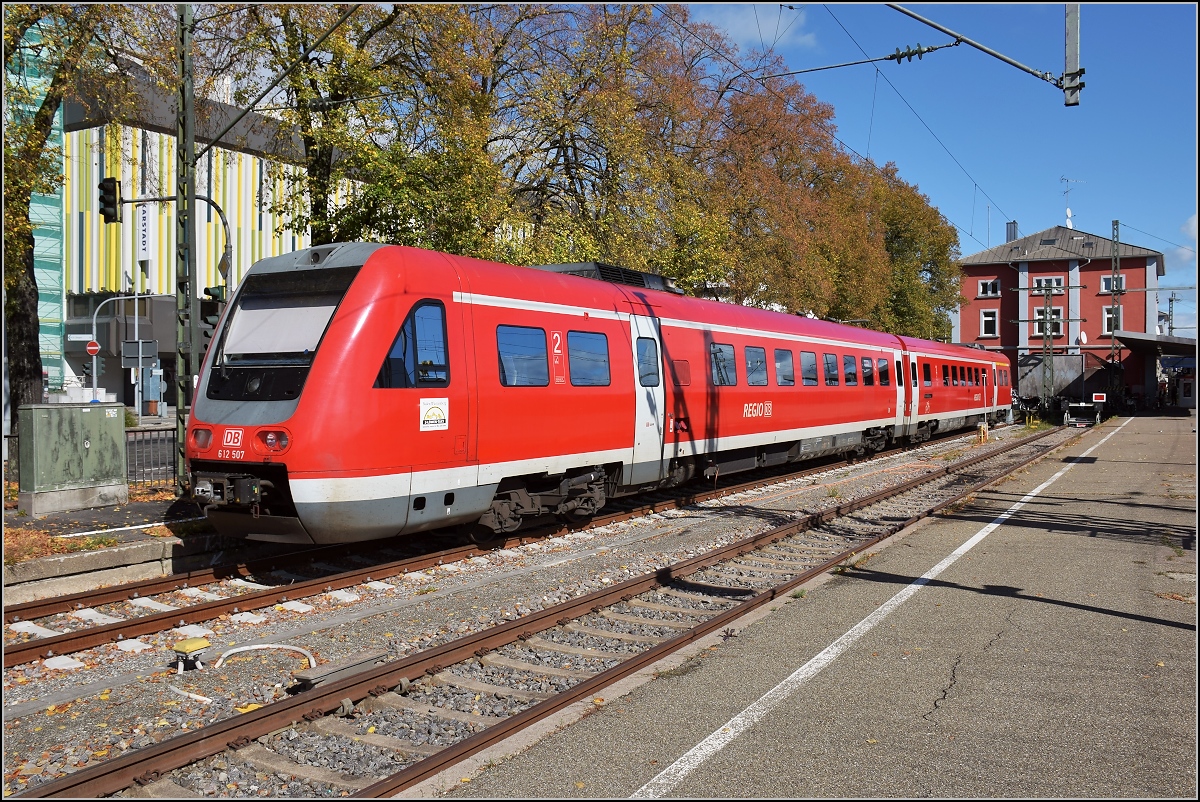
[186, 243, 1014, 545]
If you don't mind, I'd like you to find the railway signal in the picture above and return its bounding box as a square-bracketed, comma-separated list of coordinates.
[200, 285, 225, 352]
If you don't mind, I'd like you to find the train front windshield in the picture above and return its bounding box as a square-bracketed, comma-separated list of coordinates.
[214, 266, 359, 368]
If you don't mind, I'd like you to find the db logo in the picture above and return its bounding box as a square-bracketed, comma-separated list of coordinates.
[222, 428, 244, 447]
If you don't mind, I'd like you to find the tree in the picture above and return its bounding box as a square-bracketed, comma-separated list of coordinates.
[4, 4, 126, 430]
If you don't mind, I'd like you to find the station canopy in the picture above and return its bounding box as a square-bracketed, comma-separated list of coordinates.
[1113, 329, 1197, 360]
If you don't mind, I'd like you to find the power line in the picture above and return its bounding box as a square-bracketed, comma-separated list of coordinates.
[820, 5, 1016, 242]
[654, 3, 990, 252]
[1118, 223, 1197, 256]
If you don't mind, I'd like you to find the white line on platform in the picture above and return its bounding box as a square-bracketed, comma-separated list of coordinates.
[51, 517, 204, 539]
[632, 419, 1133, 799]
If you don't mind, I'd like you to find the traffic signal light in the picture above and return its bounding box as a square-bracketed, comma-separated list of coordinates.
[97, 177, 122, 223]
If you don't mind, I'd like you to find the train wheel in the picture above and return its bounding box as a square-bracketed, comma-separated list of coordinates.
[465, 524, 507, 546]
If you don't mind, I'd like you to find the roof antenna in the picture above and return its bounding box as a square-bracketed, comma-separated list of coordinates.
[1061, 176, 1084, 229]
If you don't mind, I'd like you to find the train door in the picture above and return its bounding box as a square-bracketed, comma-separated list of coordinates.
[628, 314, 666, 485]
[898, 349, 915, 436]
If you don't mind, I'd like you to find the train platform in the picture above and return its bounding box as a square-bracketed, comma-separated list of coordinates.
[429, 409, 1197, 799]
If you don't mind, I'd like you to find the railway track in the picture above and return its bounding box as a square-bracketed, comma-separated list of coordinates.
[9, 423, 1081, 798]
[3, 426, 993, 671]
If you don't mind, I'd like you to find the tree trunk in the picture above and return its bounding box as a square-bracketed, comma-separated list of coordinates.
[5, 224, 44, 434]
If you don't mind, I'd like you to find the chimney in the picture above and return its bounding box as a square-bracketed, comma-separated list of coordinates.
[1005, 221, 1018, 242]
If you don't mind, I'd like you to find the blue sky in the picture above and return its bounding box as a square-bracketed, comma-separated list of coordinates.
[686, 3, 1198, 334]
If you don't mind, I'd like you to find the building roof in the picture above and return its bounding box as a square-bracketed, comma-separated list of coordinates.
[959, 225, 1165, 276]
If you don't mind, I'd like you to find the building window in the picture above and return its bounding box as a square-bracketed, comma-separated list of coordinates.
[978, 279, 1000, 297]
[1100, 274, 1126, 294]
[980, 310, 998, 338]
[1103, 306, 1122, 335]
[1032, 276, 1065, 295]
[1033, 307, 1064, 337]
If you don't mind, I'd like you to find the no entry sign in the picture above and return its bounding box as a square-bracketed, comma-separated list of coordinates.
[86, 340, 101, 356]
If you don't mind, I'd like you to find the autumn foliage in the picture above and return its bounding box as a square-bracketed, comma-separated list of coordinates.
[5, 4, 964, 414]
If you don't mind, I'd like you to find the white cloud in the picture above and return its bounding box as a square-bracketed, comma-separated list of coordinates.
[687, 3, 817, 55]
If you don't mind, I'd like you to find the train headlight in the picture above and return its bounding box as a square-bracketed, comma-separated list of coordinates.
[193, 428, 213, 450]
[253, 429, 291, 454]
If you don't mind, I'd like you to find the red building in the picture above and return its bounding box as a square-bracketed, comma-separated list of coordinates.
[953, 224, 1167, 406]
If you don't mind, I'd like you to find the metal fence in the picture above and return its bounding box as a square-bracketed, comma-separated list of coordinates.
[125, 429, 177, 488]
[3, 430, 177, 490]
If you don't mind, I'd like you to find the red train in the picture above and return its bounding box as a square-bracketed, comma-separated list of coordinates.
[186, 243, 1014, 545]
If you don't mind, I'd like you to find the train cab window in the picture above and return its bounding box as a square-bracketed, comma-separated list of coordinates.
[800, 351, 818, 386]
[637, 338, 660, 387]
[942, 365, 950, 387]
[567, 331, 610, 386]
[823, 353, 840, 386]
[861, 357, 874, 386]
[375, 301, 449, 389]
[922, 363, 932, 387]
[843, 355, 858, 386]
[774, 349, 795, 386]
[710, 343, 737, 386]
[745, 346, 768, 386]
[878, 359, 890, 386]
[497, 325, 549, 386]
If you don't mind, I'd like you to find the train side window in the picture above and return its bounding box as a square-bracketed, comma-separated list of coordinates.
[843, 355, 858, 386]
[861, 357, 874, 386]
[637, 338, 660, 387]
[775, 349, 795, 386]
[974, 367, 981, 386]
[823, 353, 840, 386]
[800, 351, 818, 386]
[878, 359, 890, 386]
[966, 367, 973, 387]
[710, 343, 737, 386]
[942, 364, 949, 387]
[910, 361, 918, 387]
[951, 366, 958, 386]
[992, 368, 997, 386]
[375, 301, 449, 389]
[922, 362, 932, 387]
[896, 360, 903, 387]
[567, 331, 610, 386]
[497, 325, 549, 386]
[745, 346, 768, 386]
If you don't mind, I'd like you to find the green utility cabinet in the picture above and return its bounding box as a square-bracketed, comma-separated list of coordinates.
[17, 403, 129, 516]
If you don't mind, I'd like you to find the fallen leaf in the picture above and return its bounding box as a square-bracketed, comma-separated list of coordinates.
[575, 782, 586, 789]
[867, 738, 878, 744]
